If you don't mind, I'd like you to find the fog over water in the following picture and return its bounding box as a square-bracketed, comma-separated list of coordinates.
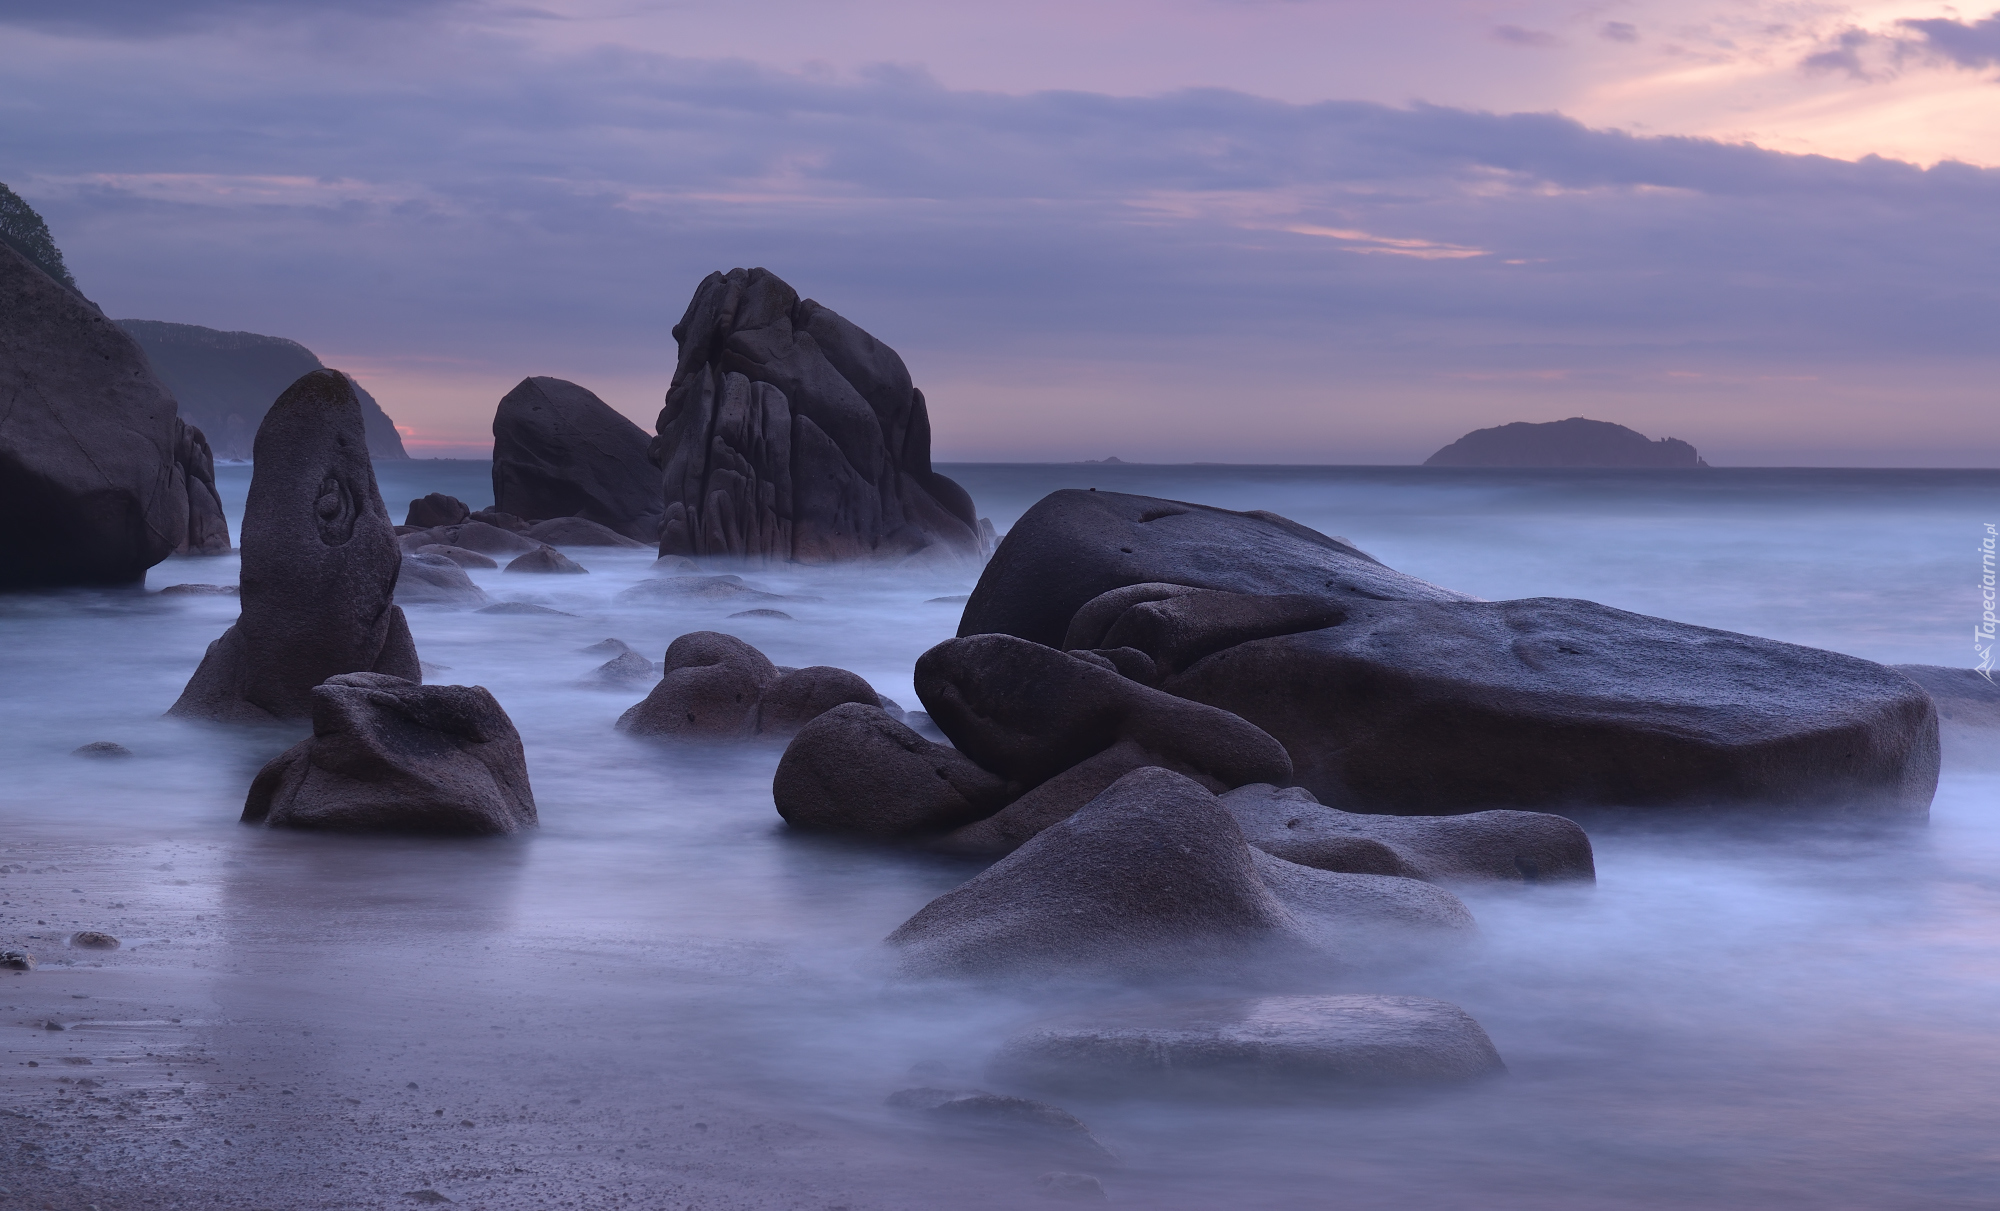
[3, 462, 1998, 1209]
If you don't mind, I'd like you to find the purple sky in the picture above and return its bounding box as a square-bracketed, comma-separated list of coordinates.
[4, 0, 1997, 463]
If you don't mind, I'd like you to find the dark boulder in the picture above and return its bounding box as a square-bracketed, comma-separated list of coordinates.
[1221, 784, 1593, 883]
[617, 631, 780, 738]
[615, 574, 794, 604]
[756, 665, 881, 736]
[168, 370, 420, 723]
[504, 546, 587, 574]
[773, 703, 1011, 837]
[1158, 596, 1939, 817]
[406, 493, 470, 528]
[886, 767, 1473, 979]
[468, 508, 530, 533]
[523, 515, 650, 548]
[959, 490, 1466, 648]
[0, 239, 231, 586]
[72, 741, 133, 758]
[408, 520, 540, 557]
[653, 267, 981, 565]
[1424, 417, 1705, 468]
[988, 995, 1505, 1097]
[492, 376, 662, 541]
[415, 543, 498, 570]
[243, 672, 536, 835]
[395, 553, 489, 607]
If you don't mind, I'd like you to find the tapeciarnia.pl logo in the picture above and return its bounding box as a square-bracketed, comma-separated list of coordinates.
[1980, 523, 1997, 683]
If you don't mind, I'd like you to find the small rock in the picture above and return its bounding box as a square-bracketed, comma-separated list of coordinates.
[584, 650, 658, 688]
[1037, 1173, 1107, 1201]
[0, 950, 33, 971]
[887, 1088, 1110, 1157]
[652, 555, 699, 574]
[157, 583, 239, 596]
[927, 595, 969, 604]
[415, 543, 499, 570]
[476, 602, 576, 617]
[578, 638, 633, 656]
[71, 742, 133, 759]
[403, 1191, 453, 1204]
[505, 546, 588, 574]
[44, 1020, 64, 1031]
[68, 931, 121, 950]
[728, 608, 793, 620]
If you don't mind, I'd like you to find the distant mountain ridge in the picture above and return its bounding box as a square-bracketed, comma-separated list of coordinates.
[1425, 417, 1706, 468]
[117, 319, 409, 461]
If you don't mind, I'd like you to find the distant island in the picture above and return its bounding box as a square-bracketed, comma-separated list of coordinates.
[1079, 456, 1128, 464]
[1424, 418, 1707, 468]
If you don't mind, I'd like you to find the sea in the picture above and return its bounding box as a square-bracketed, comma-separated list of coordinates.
[2, 461, 1997, 1210]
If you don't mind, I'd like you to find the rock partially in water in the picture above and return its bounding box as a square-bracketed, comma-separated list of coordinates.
[617, 631, 780, 738]
[579, 638, 635, 656]
[1221, 784, 1594, 883]
[493, 376, 663, 542]
[71, 741, 133, 759]
[396, 553, 489, 607]
[0, 949, 33, 971]
[886, 1087, 1110, 1157]
[653, 267, 982, 565]
[887, 767, 1471, 979]
[988, 994, 1505, 1097]
[615, 575, 795, 604]
[756, 665, 881, 736]
[523, 516, 650, 548]
[415, 543, 499, 570]
[168, 370, 421, 723]
[653, 555, 700, 574]
[1035, 1172, 1107, 1201]
[243, 672, 537, 835]
[476, 602, 575, 617]
[158, 583, 239, 596]
[505, 546, 587, 575]
[67, 931, 120, 950]
[583, 650, 658, 689]
[406, 521, 541, 557]
[405, 493, 470, 528]
[468, 508, 530, 533]
[728, 608, 793, 620]
[774, 703, 1010, 837]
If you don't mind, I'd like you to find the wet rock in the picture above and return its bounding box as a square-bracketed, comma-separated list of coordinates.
[617, 631, 780, 738]
[729, 608, 793, 620]
[0, 950, 34, 971]
[654, 267, 982, 565]
[653, 555, 700, 574]
[615, 575, 796, 604]
[422, 521, 541, 557]
[913, 635, 1291, 854]
[1163, 597, 1939, 818]
[71, 741, 133, 759]
[774, 703, 1011, 837]
[961, 489, 1464, 648]
[579, 638, 634, 656]
[1221, 784, 1595, 883]
[584, 650, 657, 688]
[243, 672, 537, 835]
[168, 371, 421, 723]
[158, 583, 238, 596]
[1036, 1172, 1107, 1201]
[523, 516, 651, 548]
[0, 238, 231, 586]
[493, 376, 663, 541]
[415, 543, 498, 570]
[505, 546, 587, 574]
[468, 508, 530, 533]
[396, 553, 489, 607]
[989, 994, 1506, 1097]
[405, 493, 470, 528]
[887, 767, 1472, 979]
[476, 602, 575, 617]
[886, 1087, 1110, 1157]
[756, 666, 882, 736]
[67, 931, 120, 950]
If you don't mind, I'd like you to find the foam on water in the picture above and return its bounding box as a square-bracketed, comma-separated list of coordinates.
[2, 461, 1998, 1209]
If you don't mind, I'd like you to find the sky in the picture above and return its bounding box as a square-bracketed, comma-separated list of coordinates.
[2, 0, 1996, 464]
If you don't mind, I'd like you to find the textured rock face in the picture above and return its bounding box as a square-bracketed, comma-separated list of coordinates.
[960, 490, 1466, 648]
[988, 995, 1506, 1096]
[0, 240, 231, 586]
[490, 377, 662, 541]
[1219, 784, 1594, 883]
[774, 703, 1012, 837]
[168, 370, 421, 723]
[406, 493, 470, 528]
[522, 516, 650, 548]
[887, 767, 1473, 979]
[1425, 417, 1704, 468]
[617, 631, 883, 739]
[653, 267, 981, 565]
[1161, 597, 1939, 817]
[243, 673, 536, 835]
[118, 319, 408, 460]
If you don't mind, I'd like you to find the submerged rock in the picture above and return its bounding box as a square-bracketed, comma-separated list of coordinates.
[523, 516, 651, 548]
[396, 553, 489, 607]
[504, 546, 587, 574]
[653, 267, 981, 565]
[492, 376, 664, 542]
[415, 543, 498, 570]
[988, 994, 1505, 1096]
[0, 239, 231, 586]
[71, 741, 133, 759]
[584, 650, 657, 688]
[1220, 784, 1594, 883]
[887, 768, 1472, 979]
[615, 575, 794, 604]
[243, 672, 537, 835]
[168, 370, 421, 723]
[158, 583, 239, 596]
[405, 493, 471, 528]
[885, 1087, 1110, 1157]
[476, 601, 575, 617]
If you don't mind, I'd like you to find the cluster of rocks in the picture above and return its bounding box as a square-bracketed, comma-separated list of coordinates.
[389, 492, 666, 607]
[616, 631, 897, 740]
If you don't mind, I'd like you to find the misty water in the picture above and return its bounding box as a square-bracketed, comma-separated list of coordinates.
[5, 462, 1999, 1209]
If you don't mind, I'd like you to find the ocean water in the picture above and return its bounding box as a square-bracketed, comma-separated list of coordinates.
[2, 461, 1997, 1209]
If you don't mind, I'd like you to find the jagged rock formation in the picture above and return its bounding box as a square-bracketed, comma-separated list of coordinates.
[0, 239, 230, 587]
[168, 370, 420, 722]
[243, 672, 536, 835]
[1424, 417, 1706, 467]
[652, 268, 981, 564]
[117, 320, 408, 460]
[491, 377, 662, 541]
